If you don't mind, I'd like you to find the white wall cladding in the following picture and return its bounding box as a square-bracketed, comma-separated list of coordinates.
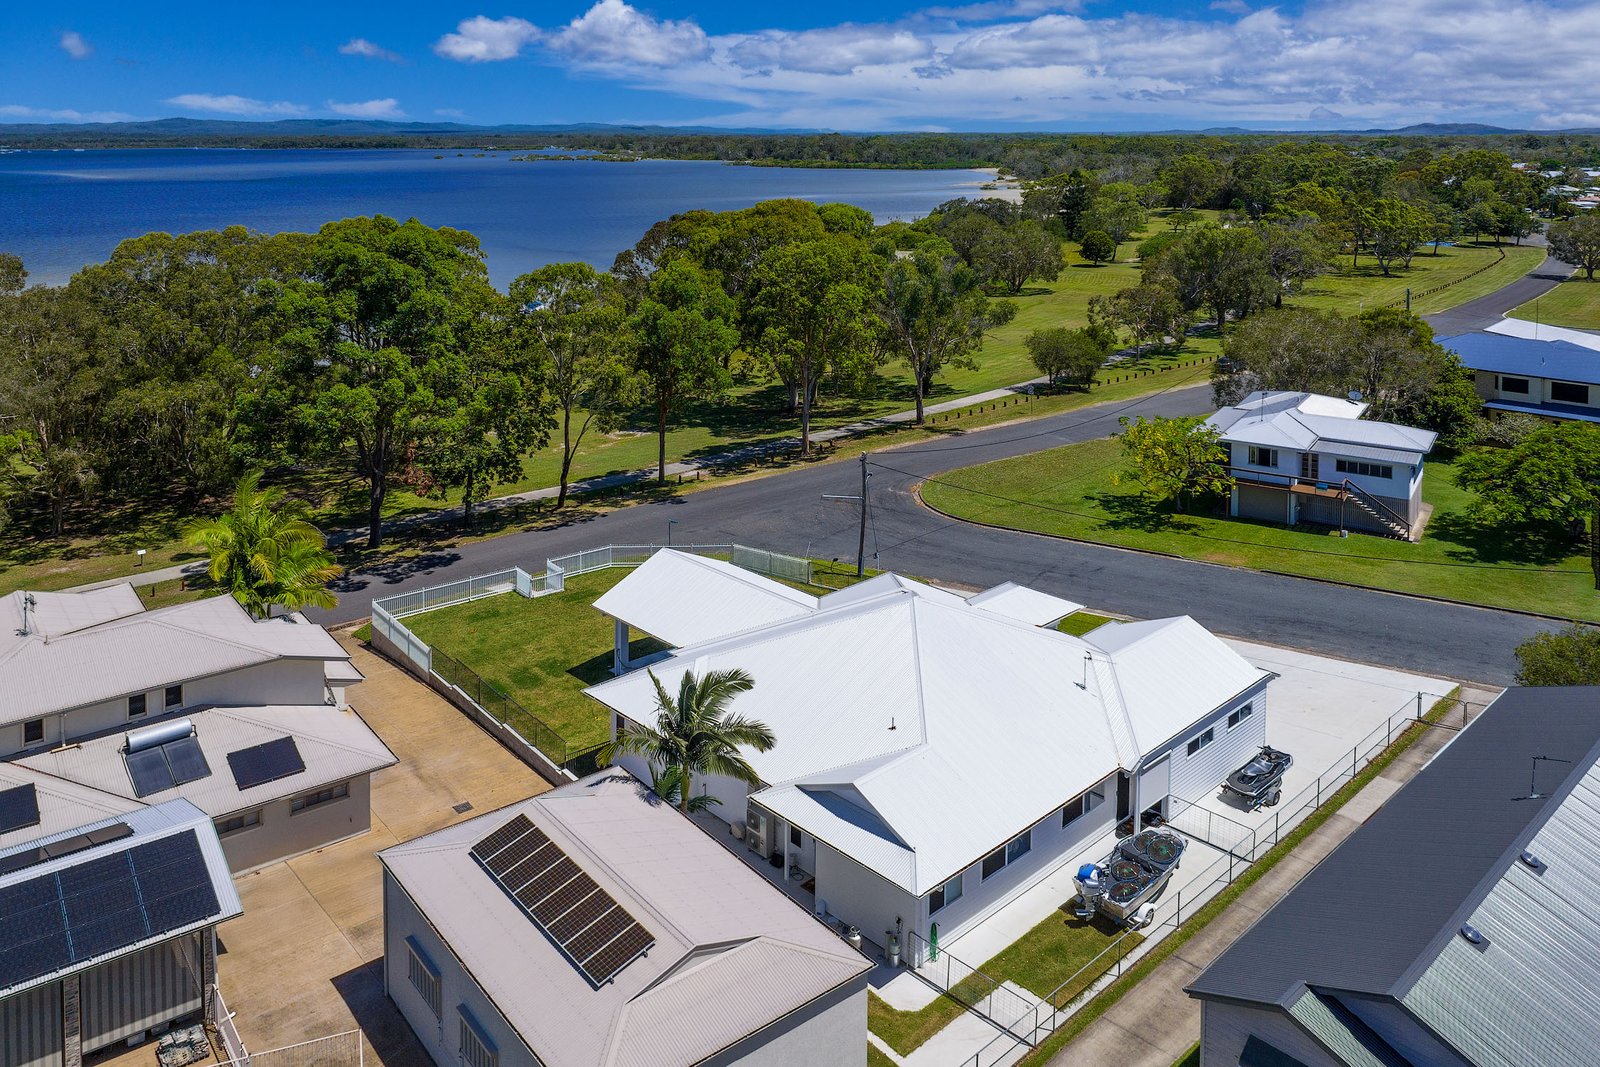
[0, 982, 62, 1067]
[80, 934, 204, 1053]
[1168, 694, 1267, 804]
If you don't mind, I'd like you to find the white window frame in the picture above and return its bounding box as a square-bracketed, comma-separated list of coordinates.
[407, 939, 442, 1020]
[1498, 375, 1530, 395]
[1227, 704, 1254, 730]
[164, 684, 183, 709]
[291, 780, 350, 814]
[128, 693, 147, 719]
[22, 718, 44, 746]
[1187, 728, 1215, 757]
[1247, 446, 1278, 468]
[459, 1007, 498, 1067]
[1062, 786, 1106, 828]
[929, 873, 964, 915]
[1551, 380, 1590, 405]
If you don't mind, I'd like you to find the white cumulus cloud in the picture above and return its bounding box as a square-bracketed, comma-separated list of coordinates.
[59, 31, 92, 59]
[165, 94, 307, 116]
[549, 0, 710, 67]
[0, 104, 132, 122]
[339, 37, 402, 62]
[328, 98, 406, 119]
[433, 15, 540, 62]
[729, 25, 931, 76]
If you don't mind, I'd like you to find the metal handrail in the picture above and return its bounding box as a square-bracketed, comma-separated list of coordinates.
[1339, 478, 1411, 534]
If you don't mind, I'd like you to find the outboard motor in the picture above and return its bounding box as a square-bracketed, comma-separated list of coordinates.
[1073, 863, 1104, 919]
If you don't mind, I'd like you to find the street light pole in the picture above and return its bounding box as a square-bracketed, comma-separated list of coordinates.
[857, 453, 870, 578]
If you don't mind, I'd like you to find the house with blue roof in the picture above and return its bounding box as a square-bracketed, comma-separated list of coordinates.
[1439, 330, 1600, 424]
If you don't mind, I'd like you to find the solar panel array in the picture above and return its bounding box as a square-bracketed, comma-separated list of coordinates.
[0, 785, 40, 836]
[226, 737, 306, 791]
[0, 829, 222, 992]
[124, 736, 212, 798]
[469, 814, 654, 987]
[0, 823, 133, 878]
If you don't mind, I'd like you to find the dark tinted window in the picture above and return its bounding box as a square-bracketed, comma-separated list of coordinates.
[1552, 381, 1590, 404]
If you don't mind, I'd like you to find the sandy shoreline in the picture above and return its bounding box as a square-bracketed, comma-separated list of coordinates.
[958, 166, 1024, 203]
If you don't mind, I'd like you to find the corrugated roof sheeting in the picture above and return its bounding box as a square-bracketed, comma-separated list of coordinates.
[1401, 767, 1600, 1067]
[17, 705, 396, 817]
[0, 589, 354, 725]
[592, 551, 817, 648]
[1323, 443, 1421, 465]
[605, 938, 864, 1067]
[1285, 993, 1402, 1067]
[1440, 331, 1600, 382]
[1188, 688, 1600, 1015]
[0, 764, 143, 851]
[1485, 317, 1600, 352]
[966, 582, 1085, 627]
[380, 771, 869, 1067]
[1204, 392, 1436, 460]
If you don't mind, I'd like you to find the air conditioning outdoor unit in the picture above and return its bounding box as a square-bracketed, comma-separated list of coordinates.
[746, 805, 769, 856]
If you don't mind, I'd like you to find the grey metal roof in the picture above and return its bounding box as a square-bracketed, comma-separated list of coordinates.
[1188, 687, 1600, 1012]
[15, 705, 396, 818]
[1204, 392, 1436, 460]
[0, 588, 355, 725]
[379, 771, 871, 1067]
[0, 763, 143, 852]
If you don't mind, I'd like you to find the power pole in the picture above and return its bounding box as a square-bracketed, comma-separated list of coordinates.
[858, 453, 870, 578]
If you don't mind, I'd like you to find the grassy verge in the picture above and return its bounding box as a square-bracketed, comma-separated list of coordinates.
[1510, 275, 1600, 330]
[1173, 1043, 1200, 1067]
[1058, 612, 1115, 637]
[869, 912, 1135, 1056]
[867, 1043, 897, 1067]
[1289, 242, 1542, 316]
[920, 437, 1597, 622]
[1016, 689, 1461, 1065]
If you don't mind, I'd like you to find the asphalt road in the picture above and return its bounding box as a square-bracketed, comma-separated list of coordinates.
[1425, 248, 1573, 336]
[316, 369, 1549, 685]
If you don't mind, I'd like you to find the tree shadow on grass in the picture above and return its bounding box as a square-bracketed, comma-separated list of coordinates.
[1088, 490, 1209, 535]
[1426, 511, 1582, 567]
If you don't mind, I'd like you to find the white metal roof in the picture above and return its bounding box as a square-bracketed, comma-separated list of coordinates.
[1205, 391, 1436, 460]
[1486, 316, 1600, 352]
[585, 576, 1268, 895]
[592, 551, 818, 647]
[966, 582, 1086, 627]
[0, 588, 356, 726]
[16, 704, 396, 818]
[379, 772, 869, 1067]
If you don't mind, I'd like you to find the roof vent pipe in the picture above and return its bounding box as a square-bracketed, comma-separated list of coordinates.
[1459, 922, 1487, 947]
[1519, 850, 1546, 872]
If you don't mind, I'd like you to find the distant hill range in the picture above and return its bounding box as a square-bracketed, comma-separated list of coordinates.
[0, 117, 1591, 147]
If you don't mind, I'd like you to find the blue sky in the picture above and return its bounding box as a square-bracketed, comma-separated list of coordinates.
[5, 1, 1599, 131]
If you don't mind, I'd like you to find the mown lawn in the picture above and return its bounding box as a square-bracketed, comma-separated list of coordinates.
[1058, 611, 1115, 636]
[1288, 242, 1543, 316]
[1511, 275, 1600, 330]
[921, 437, 1597, 622]
[868, 910, 1137, 1056]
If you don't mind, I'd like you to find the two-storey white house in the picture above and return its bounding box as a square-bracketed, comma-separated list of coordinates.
[0, 586, 394, 872]
[1204, 391, 1437, 540]
[584, 552, 1273, 963]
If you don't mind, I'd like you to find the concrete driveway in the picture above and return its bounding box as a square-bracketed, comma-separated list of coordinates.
[216, 638, 550, 1061]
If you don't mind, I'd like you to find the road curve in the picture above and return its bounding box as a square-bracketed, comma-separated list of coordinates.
[315, 372, 1547, 686]
[1425, 249, 1573, 337]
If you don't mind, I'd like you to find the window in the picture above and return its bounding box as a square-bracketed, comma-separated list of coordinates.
[1187, 728, 1215, 757]
[407, 939, 442, 1019]
[929, 873, 964, 915]
[165, 685, 183, 709]
[291, 781, 350, 814]
[1552, 380, 1591, 405]
[22, 719, 43, 746]
[1334, 459, 1394, 480]
[1006, 830, 1032, 865]
[128, 694, 147, 719]
[1247, 446, 1278, 468]
[1299, 452, 1319, 480]
[1062, 787, 1106, 828]
[1227, 704, 1254, 730]
[981, 846, 1006, 881]
[459, 1009, 498, 1067]
[1498, 375, 1530, 395]
[216, 810, 262, 836]
[789, 824, 803, 849]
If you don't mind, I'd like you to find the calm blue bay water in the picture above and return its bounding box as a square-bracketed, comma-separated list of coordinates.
[0, 149, 998, 288]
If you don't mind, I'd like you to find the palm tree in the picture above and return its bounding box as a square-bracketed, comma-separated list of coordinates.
[599, 667, 774, 815]
[185, 470, 341, 619]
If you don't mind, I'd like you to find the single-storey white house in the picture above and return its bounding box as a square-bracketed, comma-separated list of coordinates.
[584, 552, 1273, 961]
[381, 770, 872, 1067]
[1203, 391, 1437, 540]
[0, 586, 393, 872]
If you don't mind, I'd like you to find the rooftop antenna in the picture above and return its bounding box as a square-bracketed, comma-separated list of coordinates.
[16, 592, 35, 637]
[1519, 754, 1572, 801]
[1076, 652, 1092, 690]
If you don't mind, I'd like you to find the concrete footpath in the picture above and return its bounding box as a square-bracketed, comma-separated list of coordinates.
[1043, 685, 1500, 1067]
